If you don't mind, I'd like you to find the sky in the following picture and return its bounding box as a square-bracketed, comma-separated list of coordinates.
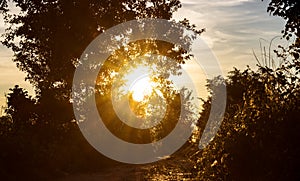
[174, 0, 285, 72]
[0, 0, 285, 113]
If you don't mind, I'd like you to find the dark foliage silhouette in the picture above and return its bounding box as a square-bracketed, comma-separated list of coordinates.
[0, 0, 299, 180]
[145, 1, 300, 179]
[0, 0, 203, 180]
[264, 0, 300, 74]
[266, 0, 299, 41]
[194, 67, 300, 180]
[192, 1, 300, 179]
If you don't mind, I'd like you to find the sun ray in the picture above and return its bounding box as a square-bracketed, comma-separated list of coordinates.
[130, 77, 153, 102]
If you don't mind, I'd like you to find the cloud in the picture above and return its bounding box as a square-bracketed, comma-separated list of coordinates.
[181, 0, 255, 6]
[173, 0, 285, 72]
[0, 0, 287, 107]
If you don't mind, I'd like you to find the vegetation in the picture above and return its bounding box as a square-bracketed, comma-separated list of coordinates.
[0, 0, 299, 180]
[0, 0, 200, 180]
[194, 67, 300, 180]
[193, 0, 300, 179]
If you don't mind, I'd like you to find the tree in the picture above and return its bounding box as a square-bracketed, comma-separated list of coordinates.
[1, 0, 203, 152]
[5, 85, 36, 133]
[265, 0, 300, 73]
[190, 2, 300, 179]
[266, 0, 299, 41]
[193, 63, 300, 180]
[0, 0, 204, 179]
[1, 0, 202, 128]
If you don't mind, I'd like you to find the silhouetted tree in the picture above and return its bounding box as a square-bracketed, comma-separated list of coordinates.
[0, 115, 12, 136]
[265, 0, 300, 74]
[0, 0, 203, 179]
[191, 2, 300, 179]
[194, 67, 300, 180]
[1, 0, 202, 131]
[0, 86, 43, 180]
[266, 0, 299, 41]
[5, 85, 36, 132]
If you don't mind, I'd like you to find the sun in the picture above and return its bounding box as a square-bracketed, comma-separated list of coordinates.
[130, 77, 154, 102]
[120, 64, 156, 102]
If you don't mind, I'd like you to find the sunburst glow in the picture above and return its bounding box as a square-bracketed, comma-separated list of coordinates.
[130, 77, 153, 102]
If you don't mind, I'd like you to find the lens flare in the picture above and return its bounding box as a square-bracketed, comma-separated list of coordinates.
[130, 77, 153, 102]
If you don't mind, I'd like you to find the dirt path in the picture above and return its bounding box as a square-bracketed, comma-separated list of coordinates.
[55, 164, 150, 181]
[55, 155, 196, 180]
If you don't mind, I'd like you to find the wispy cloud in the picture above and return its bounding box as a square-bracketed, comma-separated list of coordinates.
[182, 0, 255, 7]
[174, 0, 285, 72]
[0, 0, 287, 108]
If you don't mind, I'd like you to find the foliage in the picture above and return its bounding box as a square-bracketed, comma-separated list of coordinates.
[0, 0, 195, 126]
[191, 2, 300, 179]
[194, 67, 300, 180]
[266, 0, 299, 41]
[0, 0, 190, 97]
[5, 85, 36, 131]
[264, 0, 300, 75]
[0, 0, 203, 179]
[1, 0, 299, 180]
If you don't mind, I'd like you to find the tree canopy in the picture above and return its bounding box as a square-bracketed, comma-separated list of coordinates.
[265, 0, 300, 69]
[1, 0, 299, 180]
[0, 0, 204, 179]
[0, 0, 203, 126]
